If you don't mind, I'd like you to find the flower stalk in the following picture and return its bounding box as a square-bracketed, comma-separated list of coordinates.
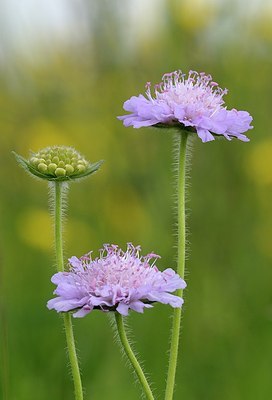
[118, 68, 253, 400]
[165, 130, 188, 400]
[54, 181, 65, 272]
[14, 145, 103, 400]
[114, 313, 155, 400]
[53, 181, 84, 400]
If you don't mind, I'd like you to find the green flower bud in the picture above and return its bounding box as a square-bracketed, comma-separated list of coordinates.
[38, 163, 48, 173]
[77, 164, 86, 173]
[13, 145, 103, 182]
[48, 163, 58, 173]
[55, 168, 66, 177]
[65, 164, 74, 174]
[52, 156, 59, 164]
[30, 157, 39, 166]
[58, 161, 65, 168]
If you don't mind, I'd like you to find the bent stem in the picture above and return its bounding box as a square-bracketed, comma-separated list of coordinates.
[165, 131, 188, 400]
[53, 181, 84, 400]
[114, 313, 155, 400]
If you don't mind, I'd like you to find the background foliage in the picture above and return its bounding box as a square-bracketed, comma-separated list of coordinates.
[0, 1, 272, 399]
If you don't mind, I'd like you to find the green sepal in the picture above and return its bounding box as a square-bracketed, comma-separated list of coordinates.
[153, 123, 196, 133]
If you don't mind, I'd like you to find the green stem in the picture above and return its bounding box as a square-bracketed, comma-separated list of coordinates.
[63, 314, 84, 400]
[53, 181, 84, 400]
[54, 181, 64, 272]
[165, 131, 188, 400]
[114, 313, 155, 400]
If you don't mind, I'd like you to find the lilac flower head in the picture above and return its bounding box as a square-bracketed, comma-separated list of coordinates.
[47, 243, 186, 317]
[118, 70, 253, 143]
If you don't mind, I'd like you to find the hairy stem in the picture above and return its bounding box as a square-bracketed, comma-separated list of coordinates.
[165, 131, 188, 400]
[54, 181, 64, 272]
[53, 181, 84, 400]
[63, 313, 84, 400]
[114, 313, 155, 400]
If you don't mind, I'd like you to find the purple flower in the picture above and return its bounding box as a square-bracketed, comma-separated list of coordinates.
[47, 243, 186, 317]
[118, 70, 253, 143]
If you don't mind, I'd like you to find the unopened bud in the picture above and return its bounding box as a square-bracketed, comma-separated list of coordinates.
[13, 145, 103, 182]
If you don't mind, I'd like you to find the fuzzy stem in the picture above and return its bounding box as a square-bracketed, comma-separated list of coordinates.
[54, 181, 64, 272]
[165, 131, 188, 400]
[114, 313, 155, 400]
[53, 181, 84, 400]
[63, 313, 84, 400]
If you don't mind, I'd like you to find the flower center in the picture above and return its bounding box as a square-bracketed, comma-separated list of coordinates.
[146, 70, 228, 117]
[29, 146, 89, 177]
[74, 244, 160, 291]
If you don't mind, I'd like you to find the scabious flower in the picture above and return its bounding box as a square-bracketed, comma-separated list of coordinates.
[118, 70, 253, 143]
[47, 243, 186, 317]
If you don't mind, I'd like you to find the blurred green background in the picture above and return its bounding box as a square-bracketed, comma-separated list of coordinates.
[0, 0, 272, 399]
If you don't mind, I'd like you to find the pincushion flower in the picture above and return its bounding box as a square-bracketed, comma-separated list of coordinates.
[118, 70, 253, 143]
[47, 243, 186, 317]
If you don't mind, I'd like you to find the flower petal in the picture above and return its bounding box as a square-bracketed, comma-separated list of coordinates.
[196, 128, 215, 143]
